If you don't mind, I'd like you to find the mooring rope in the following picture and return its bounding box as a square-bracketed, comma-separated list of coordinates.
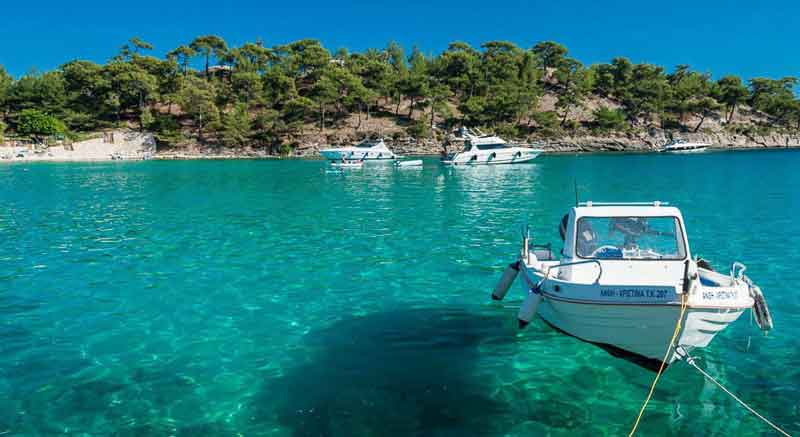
[628, 293, 688, 436]
[675, 347, 792, 437]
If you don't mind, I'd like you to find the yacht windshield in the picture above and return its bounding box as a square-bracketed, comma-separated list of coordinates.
[355, 141, 375, 148]
[575, 216, 686, 260]
[475, 143, 510, 150]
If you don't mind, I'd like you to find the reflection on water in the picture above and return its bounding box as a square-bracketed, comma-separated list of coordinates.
[0, 153, 799, 435]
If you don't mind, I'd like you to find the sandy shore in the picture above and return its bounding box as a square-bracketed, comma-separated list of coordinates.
[0, 131, 155, 163]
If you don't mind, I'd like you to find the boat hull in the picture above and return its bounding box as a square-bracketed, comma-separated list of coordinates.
[535, 295, 746, 368]
[662, 146, 709, 153]
[515, 260, 752, 370]
[329, 162, 363, 168]
[442, 151, 541, 166]
[320, 149, 396, 161]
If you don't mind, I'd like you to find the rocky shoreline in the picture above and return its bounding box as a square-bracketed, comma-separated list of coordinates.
[293, 131, 800, 156]
[2, 129, 799, 162]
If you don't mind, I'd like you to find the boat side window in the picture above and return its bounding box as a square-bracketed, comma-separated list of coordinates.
[574, 216, 686, 260]
[475, 143, 509, 151]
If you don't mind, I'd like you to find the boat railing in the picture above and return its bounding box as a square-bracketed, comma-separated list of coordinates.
[579, 201, 669, 207]
[539, 259, 603, 284]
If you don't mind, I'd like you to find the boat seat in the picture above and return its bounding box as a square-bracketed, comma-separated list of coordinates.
[532, 248, 554, 261]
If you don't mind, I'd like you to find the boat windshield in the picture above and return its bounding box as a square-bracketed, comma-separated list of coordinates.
[355, 141, 375, 148]
[475, 143, 510, 150]
[575, 216, 686, 260]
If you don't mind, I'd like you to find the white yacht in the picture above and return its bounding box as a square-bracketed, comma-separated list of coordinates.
[441, 128, 542, 165]
[661, 139, 711, 153]
[320, 139, 397, 161]
[491, 201, 772, 371]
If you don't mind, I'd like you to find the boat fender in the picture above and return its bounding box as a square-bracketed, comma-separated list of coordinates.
[518, 286, 542, 329]
[681, 260, 695, 294]
[749, 285, 773, 332]
[558, 214, 569, 241]
[696, 258, 714, 271]
[492, 261, 520, 301]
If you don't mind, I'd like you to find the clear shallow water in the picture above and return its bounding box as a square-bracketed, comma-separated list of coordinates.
[1, 151, 799, 436]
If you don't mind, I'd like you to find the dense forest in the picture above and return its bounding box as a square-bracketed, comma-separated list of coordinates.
[1, 36, 798, 153]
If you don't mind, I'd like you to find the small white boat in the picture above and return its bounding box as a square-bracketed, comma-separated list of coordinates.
[441, 128, 542, 165]
[329, 160, 363, 169]
[320, 139, 397, 161]
[661, 139, 711, 153]
[492, 201, 772, 371]
[395, 159, 423, 167]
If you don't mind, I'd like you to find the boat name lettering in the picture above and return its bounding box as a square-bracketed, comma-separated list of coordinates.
[702, 289, 738, 300]
[599, 288, 670, 299]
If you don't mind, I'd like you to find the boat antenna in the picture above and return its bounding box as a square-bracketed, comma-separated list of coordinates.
[574, 179, 579, 206]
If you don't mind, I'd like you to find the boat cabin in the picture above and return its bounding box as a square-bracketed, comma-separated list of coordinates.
[461, 135, 510, 152]
[556, 202, 691, 286]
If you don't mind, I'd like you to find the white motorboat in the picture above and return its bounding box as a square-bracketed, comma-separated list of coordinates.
[320, 139, 397, 161]
[329, 160, 363, 169]
[661, 139, 711, 153]
[395, 159, 423, 167]
[441, 128, 542, 165]
[492, 201, 772, 371]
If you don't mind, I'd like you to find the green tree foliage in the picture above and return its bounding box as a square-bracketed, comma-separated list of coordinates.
[190, 35, 228, 78]
[554, 59, 591, 126]
[429, 82, 453, 129]
[222, 103, 253, 147]
[532, 41, 568, 74]
[6, 71, 67, 116]
[434, 42, 480, 99]
[177, 76, 219, 139]
[715, 75, 749, 122]
[403, 47, 430, 118]
[15, 109, 66, 143]
[592, 106, 626, 132]
[167, 45, 196, 76]
[406, 119, 430, 139]
[0, 65, 12, 109]
[749, 77, 798, 123]
[385, 41, 409, 114]
[2, 37, 798, 151]
[667, 65, 710, 122]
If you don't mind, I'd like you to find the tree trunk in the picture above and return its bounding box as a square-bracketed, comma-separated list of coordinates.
[408, 98, 414, 118]
[693, 114, 706, 132]
[320, 105, 325, 132]
[430, 105, 435, 128]
[727, 104, 736, 123]
[395, 94, 402, 115]
[205, 53, 210, 79]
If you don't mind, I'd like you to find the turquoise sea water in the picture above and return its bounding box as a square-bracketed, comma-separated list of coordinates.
[1, 151, 799, 436]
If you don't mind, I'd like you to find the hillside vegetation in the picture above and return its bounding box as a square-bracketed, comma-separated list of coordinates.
[1, 37, 798, 153]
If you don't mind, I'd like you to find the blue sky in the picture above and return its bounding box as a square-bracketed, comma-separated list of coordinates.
[1, 0, 797, 80]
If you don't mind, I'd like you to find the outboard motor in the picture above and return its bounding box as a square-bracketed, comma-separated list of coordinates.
[492, 262, 520, 301]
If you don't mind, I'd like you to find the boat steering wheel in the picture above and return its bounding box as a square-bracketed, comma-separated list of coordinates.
[590, 245, 624, 259]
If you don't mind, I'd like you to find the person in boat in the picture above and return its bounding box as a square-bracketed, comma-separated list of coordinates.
[610, 217, 648, 249]
[576, 220, 598, 256]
